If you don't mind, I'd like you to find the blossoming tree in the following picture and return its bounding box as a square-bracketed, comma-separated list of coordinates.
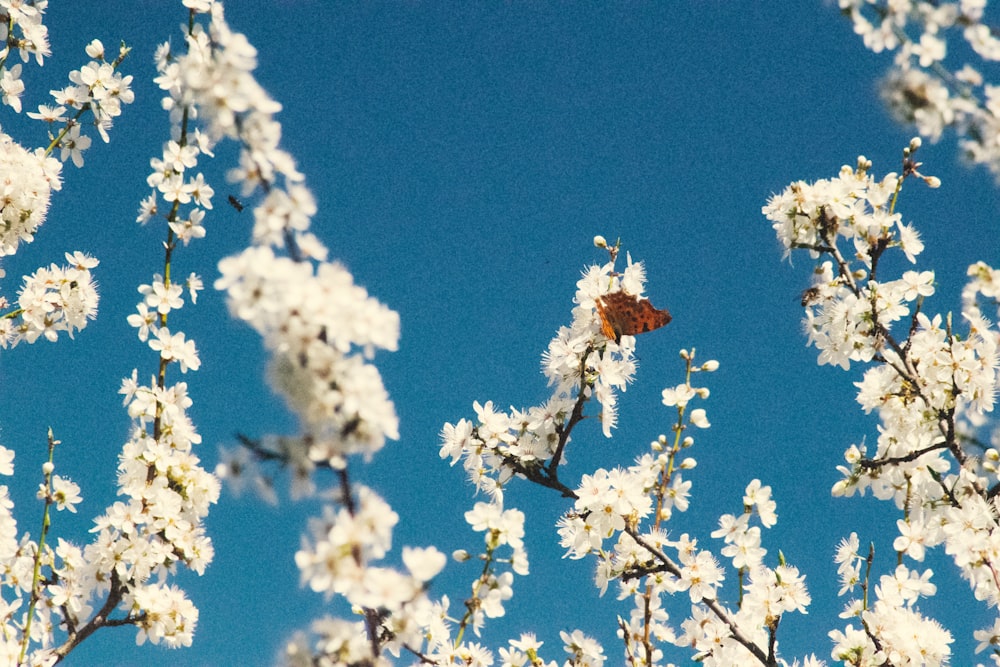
[0, 1, 999, 666]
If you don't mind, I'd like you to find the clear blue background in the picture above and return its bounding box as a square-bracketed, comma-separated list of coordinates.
[0, 2, 997, 665]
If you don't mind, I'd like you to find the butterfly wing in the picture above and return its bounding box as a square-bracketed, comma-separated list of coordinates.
[597, 291, 671, 343]
[595, 298, 620, 341]
[625, 296, 671, 335]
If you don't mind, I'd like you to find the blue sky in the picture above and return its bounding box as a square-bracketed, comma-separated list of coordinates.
[1, 2, 998, 665]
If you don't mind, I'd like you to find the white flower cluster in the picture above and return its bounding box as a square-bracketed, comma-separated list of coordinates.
[153, 3, 400, 468]
[90, 372, 220, 647]
[44, 39, 134, 157]
[762, 152, 931, 371]
[436, 631, 607, 667]
[0, 129, 61, 256]
[17, 39, 136, 168]
[564, 255, 649, 436]
[0, 251, 99, 347]
[0, 422, 213, 658]
[109, 212, 218, 653]
[440, 252, 654, 504]
[964, 260, 1000, 323]
[438, 252, 834, 663]
[838, 0, 1000, 182]
[0, 34, 134, 349]
[161, 2, 278, 141]
[285, 492, 533, 667]
[765, 145, 1000, 663]
[292, 486, 446, 641]
[0, 442, 85, 664]
[558, 353, 820, 666]
[0, 0, 50, 113]
[216, 246, 400, 466]
[151, 5, 421, 665]
[156, 1, 327, 255]
[66, 1, 241, 655]
[832, 535, 952, 664]
[458, 502, 526, 615]
[2, 3, 214, 660]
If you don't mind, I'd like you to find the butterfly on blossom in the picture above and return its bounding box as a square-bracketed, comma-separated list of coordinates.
[595, 290, 671, 344]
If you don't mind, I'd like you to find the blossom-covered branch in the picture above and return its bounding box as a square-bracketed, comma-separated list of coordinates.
[764, 138, 999, 663]
[839, 0, 1000, 183]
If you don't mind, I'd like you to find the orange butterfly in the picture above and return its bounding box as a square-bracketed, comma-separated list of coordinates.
[595, 290, 672, 344]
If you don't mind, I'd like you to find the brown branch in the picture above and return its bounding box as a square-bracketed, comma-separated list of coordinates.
[548, 344, 598, 477]
[53, 571, 130, 662]
[619, 527, 774, 666]
[858, 441, 949, 470]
